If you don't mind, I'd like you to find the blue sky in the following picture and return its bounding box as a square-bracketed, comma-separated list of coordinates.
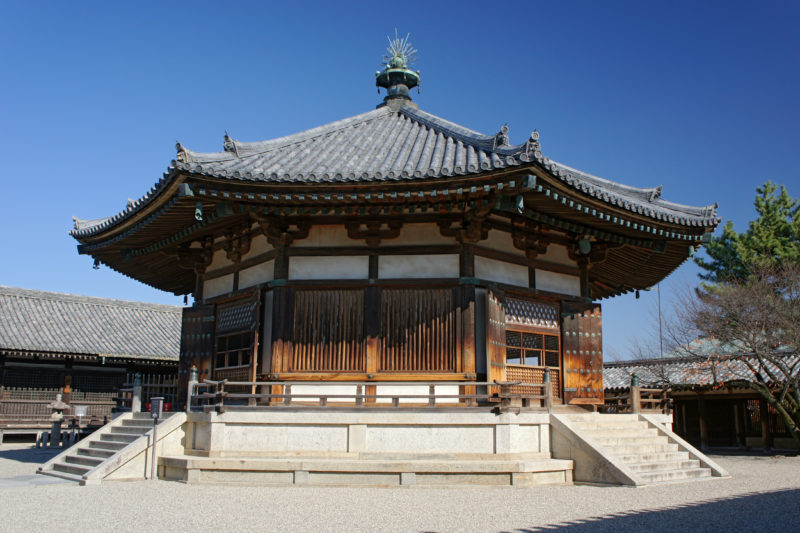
[1, 1, 798, 360]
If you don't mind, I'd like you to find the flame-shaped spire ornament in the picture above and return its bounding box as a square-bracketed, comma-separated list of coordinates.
[376, 30, 420, 106]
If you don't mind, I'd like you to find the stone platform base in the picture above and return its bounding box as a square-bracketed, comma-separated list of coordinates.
[160, 454, 573, 487]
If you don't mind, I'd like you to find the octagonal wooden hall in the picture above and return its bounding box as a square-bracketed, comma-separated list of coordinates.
[70, 41, 719, 410]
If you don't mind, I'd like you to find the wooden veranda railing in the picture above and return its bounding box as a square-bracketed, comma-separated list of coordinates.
[188, 379, 554, 414]
[603, 386, 672, 414]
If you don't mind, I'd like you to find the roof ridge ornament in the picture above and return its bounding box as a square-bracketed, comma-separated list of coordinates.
[175, 141, 189, 163]
[493, 124, 510, 149]
[376, 30, 420, 109]
[223, 131, 239, 157]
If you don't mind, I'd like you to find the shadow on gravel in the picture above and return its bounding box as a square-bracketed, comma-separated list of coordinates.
[0, 447, 62, 464]
[512, 488, 800, 533]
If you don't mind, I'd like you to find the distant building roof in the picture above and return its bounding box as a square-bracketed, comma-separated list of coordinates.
[0, 286, 181, 362]
[604, 352, 799, 390]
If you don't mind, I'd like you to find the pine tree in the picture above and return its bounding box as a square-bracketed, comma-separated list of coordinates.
[695, 182, 800, 282]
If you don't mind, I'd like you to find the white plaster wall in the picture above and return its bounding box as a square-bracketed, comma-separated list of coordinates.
[475, 256, 529, 287]
[297, 225, 356, 247]
[536, 270, 581, 296]
[539, 244, 575, 267]
[241, 234, 273, 261]
[289, 385, 358, 403]
[289, 256, 369, 280]
[239, 260, 274, 289]
[208, 248, 233, 271]
[374, 385, 459, 405]
[393, 223, 453, 246]
[481, 229, 524, 257]
[204, 274, 233, 300]
[378, 254, 459, 279]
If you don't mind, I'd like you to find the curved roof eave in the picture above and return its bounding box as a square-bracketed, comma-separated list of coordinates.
[70, 104, 719, 241]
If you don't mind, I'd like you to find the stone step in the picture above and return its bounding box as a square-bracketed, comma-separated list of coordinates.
[110, 425, 151, 435]
[77, 447, 115, 459]
[53, 462, 91, 476]
[619, 451, 690, 464]
[601, 443, 679, 454]
[64, 454, 104, 468]
[120, 419, 156, 428]
[89, 440, 127, 451]
[100, 433, 138, 444]
[590, 435, 669, 447]
[577, 427, 659, 438]
[638, 467, 712, 484]
[38, 469, 84, 483]
[570, 420, 650, 431]
[627, 459, 700, 473]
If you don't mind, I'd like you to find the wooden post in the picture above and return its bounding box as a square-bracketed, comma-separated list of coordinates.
[365, 287, 380, 377]
[428, 384, 436, 407]
[698, 395, 709, 451]
[461, 285, 477, 406]
[630, 373, 641, 414]
[355, 384, 363, 407]
[544, 368, 553, 413]
[187, 366, 198, 412]
[132, 373, 142, 413]
[283, 384, 292, 406]
[759, 398, 773, 450]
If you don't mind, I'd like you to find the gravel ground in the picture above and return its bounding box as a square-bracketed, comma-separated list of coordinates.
[0, 443, 798, 533]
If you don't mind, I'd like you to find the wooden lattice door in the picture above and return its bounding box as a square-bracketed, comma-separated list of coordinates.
[561, 303, 603, 405]
[486, 288, 507, 391]
[178, 304, 215, 408]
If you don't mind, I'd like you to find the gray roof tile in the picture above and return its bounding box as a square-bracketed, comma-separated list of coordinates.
[0, 286, 181, 361]
[71, 104, 719, 239]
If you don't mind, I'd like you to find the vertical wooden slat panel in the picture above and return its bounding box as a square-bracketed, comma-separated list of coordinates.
[289, 289, 366, 372]
[378, 288, 457, 372]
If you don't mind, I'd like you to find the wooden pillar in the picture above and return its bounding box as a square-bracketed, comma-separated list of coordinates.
[733, 402, 745, 448]
[365, 286, 380, 377]
[0, 353, 5, 388]
[760, 398, 773, 450]
[273, 245, 289, 281]
[63, 358, 73, 404]
[698, 394, 709, 451]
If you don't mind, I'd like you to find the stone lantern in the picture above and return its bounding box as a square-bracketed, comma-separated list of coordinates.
[47, 393, 70, 447]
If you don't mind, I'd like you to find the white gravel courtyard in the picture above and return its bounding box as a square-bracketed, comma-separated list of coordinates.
[0, 442, 798, 533]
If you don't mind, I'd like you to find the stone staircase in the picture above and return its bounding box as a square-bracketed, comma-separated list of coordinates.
[552, 413, 728, 486]
[567, 414, 711, 484]
[38, 412, 185, 484]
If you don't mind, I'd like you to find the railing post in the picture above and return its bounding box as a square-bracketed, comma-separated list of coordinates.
[630, 373, 641, 414]
[544, 369, 553, 413]
[187, 366, 198, 412]
[132, 372, 142, 413]
[283, 384, 292, 406]
[428, 384, 436, 407]
[355, 384, 363, 407]
[216, 380, 226, 413]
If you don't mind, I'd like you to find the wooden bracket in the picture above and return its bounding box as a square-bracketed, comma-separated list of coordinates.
[256, 218, 311, 247]
[511, 222, 550, 261]
[224, 223, 252, 264]
[345, 219, 402, 247]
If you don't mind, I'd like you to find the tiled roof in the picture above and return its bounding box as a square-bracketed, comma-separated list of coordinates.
[604, 352, 799, 390]
[71, 103, 718, 239]
[0, 286, 181, 361]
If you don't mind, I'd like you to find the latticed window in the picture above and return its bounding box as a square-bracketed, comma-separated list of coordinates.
[504, 330, 560, 367]
[215, 331, 252, 369]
